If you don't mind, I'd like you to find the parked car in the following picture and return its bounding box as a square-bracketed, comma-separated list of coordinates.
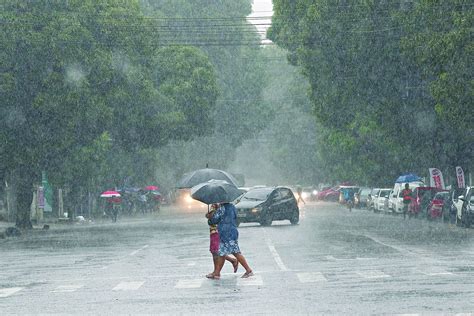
[367, 188, 380, 211]
[374, 189, 391, 212]
[315, 186, 340, 201]
[354, 187, 371, 208]
[426, 191, 450, 220]
[389, 181, 424, 214]
[235, 186, 299, 226]
[409, 187, 444, 218]
[453, 186, 474, 228]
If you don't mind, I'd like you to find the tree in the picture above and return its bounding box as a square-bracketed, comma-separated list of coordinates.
[268, 0, 472, 185]
[0, 0, 219, 227]
[142, 0, 271, 188]
[400, 0, 474, 173]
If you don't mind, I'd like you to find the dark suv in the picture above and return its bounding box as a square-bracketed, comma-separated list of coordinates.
[235, 186, 299, 226]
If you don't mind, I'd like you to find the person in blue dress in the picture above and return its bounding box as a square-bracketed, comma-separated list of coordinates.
[206, 202, 253, 279]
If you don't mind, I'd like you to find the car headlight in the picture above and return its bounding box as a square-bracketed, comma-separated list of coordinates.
[312, 190, 318, 195]
[251, 207, 262, 213]
[184, 195, 193, 203]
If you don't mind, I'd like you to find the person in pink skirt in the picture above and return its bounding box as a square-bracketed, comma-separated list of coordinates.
[206, 203, 238, 279]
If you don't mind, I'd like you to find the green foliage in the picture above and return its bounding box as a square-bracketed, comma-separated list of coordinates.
[142, 0, 271, 188]
[269, 0, 473, 185]
[0, 0, 219, 221]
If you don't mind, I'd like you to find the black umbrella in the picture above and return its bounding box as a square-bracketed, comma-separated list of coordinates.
[177, 168, 239, 189]
[191, 180, 242, 205]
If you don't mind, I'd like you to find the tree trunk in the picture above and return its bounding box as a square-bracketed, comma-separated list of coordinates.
[15, 171, 33, 229]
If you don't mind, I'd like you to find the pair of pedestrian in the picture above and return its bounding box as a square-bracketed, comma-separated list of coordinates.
[205, 203, 253, 279]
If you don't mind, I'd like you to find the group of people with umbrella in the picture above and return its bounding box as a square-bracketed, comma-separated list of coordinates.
[185, 168, 254, 279]
[100, 185, 162, 222]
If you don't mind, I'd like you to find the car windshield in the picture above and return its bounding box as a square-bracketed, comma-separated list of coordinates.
[379, 190, 390, 197]
[242, 188, 273, 201]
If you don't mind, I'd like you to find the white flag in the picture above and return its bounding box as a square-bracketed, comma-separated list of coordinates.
[429, 168, 445, 189]
[456, 166, 465, 188]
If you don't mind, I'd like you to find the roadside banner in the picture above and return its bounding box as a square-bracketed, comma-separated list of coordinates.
[429, 168, 445, 189]
[42, 171, 53, 213]
[456, 166, 465, 188]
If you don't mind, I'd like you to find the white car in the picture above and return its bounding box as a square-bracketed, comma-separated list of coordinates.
[374, 189, 391, 212]
[388, 181, 424, 214]
[453, 186, 474, 228]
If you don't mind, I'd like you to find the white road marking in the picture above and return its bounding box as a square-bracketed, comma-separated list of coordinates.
[112, 281, 144, 291]
[417, 268, 454, 276]
[263, 228, 288, 271]
[297, 272, 327, 283]
[325, 255, 377, 261]
[356, 270, 391, 279]
[174, 279, 203, 289]
[0, 287, 23, 298]
[130, 245, 149, 256]
[364, 234, 416, 257]
[237, 274, 263, 286]
[267, 245, 288, 271]
[51, 285, 83, 293]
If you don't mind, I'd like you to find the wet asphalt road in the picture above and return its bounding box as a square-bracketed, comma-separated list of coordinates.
[0, 202, 473, 315]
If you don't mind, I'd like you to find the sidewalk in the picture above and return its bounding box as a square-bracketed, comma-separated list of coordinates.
[0, 216, 82, 238]
[0, 205, 176, 237]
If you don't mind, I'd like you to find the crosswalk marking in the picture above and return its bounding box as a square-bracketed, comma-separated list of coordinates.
[174, 279, 203, 289]
[0, 267, 462, 295]
[326, 255, 377, 261]
[418, 269, 453, 276]
[51, 285, 83, 293]
[129, 245, 149, 256]
[297, 272, 327, 283]
[112, 281, 144, 291]
[0, 287, 23, 298]
[356, 270, 391, 279]
[237, 274, 263, 286]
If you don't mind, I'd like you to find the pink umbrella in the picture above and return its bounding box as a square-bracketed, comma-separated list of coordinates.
[144, 185, 159, 191]
[100, 190, 121, 198]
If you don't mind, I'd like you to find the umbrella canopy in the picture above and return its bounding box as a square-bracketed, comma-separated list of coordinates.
[191, 180, 242, 205]
[100, 190, 121, 198]
[177, 168, 239, 189]
[144, 185, 159, 191]
[395, 173, 422, 183]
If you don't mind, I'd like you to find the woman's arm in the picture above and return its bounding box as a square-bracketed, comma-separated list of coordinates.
[208, 205, 225, 225]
